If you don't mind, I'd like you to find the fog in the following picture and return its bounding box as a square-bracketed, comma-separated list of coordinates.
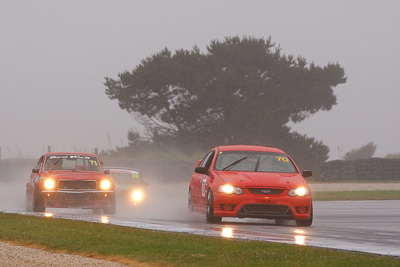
[1, 1, 400, 160]
[115, 182, 195, 221]
[0, 161, 197, 222]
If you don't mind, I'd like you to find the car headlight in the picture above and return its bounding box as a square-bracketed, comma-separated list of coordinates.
[44, 178, 56, 190]
[288, 187, 309, 197]
[218, 184, 244, 195]
[100, 179, 112, 190]
[131, 189, 144, 202]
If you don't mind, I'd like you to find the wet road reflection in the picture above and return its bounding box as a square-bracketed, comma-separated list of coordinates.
[294, 235, 306, 245]
[100, 216, 109, 224]
[16, 200, 400, 257]
[221, 227, 233, 238]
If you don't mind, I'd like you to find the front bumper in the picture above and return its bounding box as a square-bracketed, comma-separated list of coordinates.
[213, 191, 311, 220]
[41, 190, 115, 209]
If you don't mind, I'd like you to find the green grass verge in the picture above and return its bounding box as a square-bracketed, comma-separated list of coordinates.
[313, 190, 400, 201]
[0, 213, 398, 266]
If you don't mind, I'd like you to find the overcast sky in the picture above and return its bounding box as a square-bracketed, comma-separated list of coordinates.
[1, 1, 399, 160]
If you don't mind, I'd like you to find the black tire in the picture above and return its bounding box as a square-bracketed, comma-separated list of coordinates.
[103, 194, 116, 215]
[296, 204, 313, 227]
[188, 189, 193, 212]
[32, 188, 45, 212]
[206, 190, 222, 223]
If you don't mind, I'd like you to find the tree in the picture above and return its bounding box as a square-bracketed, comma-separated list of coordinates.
[105, 36, 346, 172]
[344, 142, 377, 160]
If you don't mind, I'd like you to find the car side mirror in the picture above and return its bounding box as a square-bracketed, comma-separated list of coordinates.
[302, 170, 312, 178]
[32, 168, 39, 174]
[103, 170, 110, 175]
[195, 166, 208, 175]
[195, 159, 202, 168]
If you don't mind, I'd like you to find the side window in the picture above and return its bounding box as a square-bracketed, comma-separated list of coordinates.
[35, 156, 44, 171]
[199, 151, 215, 171]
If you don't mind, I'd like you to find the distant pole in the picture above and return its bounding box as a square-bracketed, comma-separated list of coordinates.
[94, 148, 98, 155]
[47, 146, 51, 153]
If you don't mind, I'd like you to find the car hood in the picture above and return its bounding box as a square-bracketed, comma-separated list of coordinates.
[42, 171, 107, 180]
[214, 171, 307, 189]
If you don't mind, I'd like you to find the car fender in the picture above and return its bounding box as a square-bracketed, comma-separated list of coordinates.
[205, 172, 224, 195]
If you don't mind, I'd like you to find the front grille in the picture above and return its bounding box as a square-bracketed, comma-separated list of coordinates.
[242, 204, 289, 215]
[58, 180, 97, 190]
[237, 204, 293, 219]
[247, 188, 284, 195]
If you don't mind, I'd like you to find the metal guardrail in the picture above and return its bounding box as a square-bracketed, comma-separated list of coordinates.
[320, 158, 400, 182]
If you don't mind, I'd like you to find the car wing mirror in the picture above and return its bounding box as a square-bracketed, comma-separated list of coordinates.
[302, 170, 312, 178]
[32, 168, 39, 174]
[103, 170, 110, 175]
[195, 166, 208, 175]
[195, 159, 202, 168]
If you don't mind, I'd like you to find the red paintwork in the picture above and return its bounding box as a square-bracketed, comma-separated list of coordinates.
[26, 152, 115, 213]
[189, 145, 312, 222]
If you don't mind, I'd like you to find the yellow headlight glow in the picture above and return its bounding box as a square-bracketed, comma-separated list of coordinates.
[100, 179, 111, 190]
[132, 189, 143, 202]
[220, 184, 234, 194]
[294, 187, 307, 197]
[289, 187, 309, 197]
[44, 179, 56, 190]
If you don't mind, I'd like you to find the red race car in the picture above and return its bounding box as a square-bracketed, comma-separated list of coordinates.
[26, 152, 116, 214]
[188, 145, 313, 226]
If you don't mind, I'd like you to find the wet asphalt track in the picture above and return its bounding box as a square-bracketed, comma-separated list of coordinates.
[16, 200, 400, 257]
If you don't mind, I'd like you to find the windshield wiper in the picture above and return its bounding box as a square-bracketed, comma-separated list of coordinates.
[222, 157, 248, 171]
[254, 154, 262, 172]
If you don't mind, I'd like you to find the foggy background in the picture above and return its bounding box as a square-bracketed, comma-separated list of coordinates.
[1, 1, 399, 160]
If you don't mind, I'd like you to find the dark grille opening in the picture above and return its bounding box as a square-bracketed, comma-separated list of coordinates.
[247, 188, 284, 195]
[58, 180, 97, 190]
[241, 204, 289, 216]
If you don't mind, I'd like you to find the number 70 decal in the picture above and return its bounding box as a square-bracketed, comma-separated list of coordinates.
[276, 157, 289, 162]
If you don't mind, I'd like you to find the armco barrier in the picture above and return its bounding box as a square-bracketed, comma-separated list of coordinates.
[320, 158, 400, 182]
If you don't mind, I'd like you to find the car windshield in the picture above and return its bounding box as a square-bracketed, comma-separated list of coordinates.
[109, 170, 142, 184]
[43, 155, 102, 172]
[214, 151, 298, 173]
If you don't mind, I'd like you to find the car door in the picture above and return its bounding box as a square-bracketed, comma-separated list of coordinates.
[192, 150, 215, 208]
[26, 155, 43, 203]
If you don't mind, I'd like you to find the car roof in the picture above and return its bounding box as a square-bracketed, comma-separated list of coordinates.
[215, 145, 285, 153]
[104, 167, 140, 172]
[43, 152, 99, 157]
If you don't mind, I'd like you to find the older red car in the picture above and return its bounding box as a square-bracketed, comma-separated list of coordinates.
[26, 152, 116, 214]
[188, 145, 313, 226]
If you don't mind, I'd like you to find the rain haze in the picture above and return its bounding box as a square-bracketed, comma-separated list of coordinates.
[1, 0, 399, 160]
[1, 3, 400, 257]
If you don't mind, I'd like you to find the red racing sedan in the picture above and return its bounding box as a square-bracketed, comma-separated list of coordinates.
[26, 152, 116, 214]
[188, 145, 313, 226]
